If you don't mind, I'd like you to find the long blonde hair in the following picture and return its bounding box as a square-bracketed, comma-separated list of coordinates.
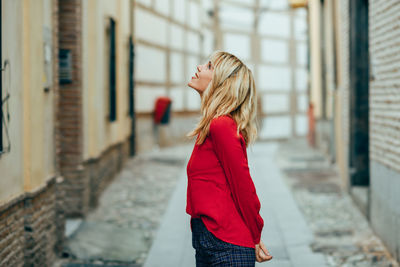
[186, 51, 259, 148]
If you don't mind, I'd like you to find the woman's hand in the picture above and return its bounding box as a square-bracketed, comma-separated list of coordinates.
[255, 240, 273, 262]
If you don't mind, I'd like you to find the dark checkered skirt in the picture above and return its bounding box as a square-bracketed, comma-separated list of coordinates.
[191, 218, 256, 267]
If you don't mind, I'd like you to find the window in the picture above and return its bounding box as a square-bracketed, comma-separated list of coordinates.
[109, 18, 117, 122]
[59, 49, 73, 84]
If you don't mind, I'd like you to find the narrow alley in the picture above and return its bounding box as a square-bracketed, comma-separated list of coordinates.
[1, 0, 400, 267]
[54, 139, 398, 267]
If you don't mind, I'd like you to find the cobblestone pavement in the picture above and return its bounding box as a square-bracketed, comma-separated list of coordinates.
[276, 138, 399, 267]
[54, 142, 194, 267]
[54, 138, 400, 267]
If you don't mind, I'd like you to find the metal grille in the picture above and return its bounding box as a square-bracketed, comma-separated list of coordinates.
[59, 49, 73, 84]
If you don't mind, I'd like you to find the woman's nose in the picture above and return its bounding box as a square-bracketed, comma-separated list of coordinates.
[197, 66, 201, 72]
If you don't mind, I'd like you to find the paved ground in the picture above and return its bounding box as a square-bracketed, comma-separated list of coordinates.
[276, 138, 399, 267]
[54, 143, 194, 267]
[143, 141, 327, 267]
[53, 138, 399, 267]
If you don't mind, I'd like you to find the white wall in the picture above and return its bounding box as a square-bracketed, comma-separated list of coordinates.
[218, 0, 309, 139]
[134, 0, 213, 114]
[133, 0, 308, 140]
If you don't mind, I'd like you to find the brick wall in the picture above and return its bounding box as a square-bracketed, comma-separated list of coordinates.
[0, 200, 24, 266]
[57, 0, 87, 217]
[369, 0, 400, 262]
[52, 0, 67, 256]
[0, 177, 60, 267]
[58, 0, 83, 170]
[369, 0, 400, 172]
[84, 139, 131, 209]
[23, 180, 58, 266]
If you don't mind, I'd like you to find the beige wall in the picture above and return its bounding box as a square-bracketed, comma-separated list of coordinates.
[333, 0, 350, 189]
[82, 0, 133, 160]
[308, 0, 350, 189]
[0, 0, 56, 205]
[308, 0, 322, 119]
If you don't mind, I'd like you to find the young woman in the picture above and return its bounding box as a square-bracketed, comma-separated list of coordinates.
[186, 51, 273, 266]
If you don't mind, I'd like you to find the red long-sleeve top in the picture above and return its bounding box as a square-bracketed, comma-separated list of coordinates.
[186, 114, 264, 248]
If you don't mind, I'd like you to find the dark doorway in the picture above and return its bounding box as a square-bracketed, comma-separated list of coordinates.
[0, 0, 2, 153]
[349, 0, 369, 186]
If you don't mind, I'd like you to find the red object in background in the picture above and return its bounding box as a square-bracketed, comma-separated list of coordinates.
[308, 103, 315, 147]
[154, 97, 172, 124]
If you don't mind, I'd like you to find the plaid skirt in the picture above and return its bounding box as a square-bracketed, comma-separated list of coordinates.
[191, 218, 256, 267]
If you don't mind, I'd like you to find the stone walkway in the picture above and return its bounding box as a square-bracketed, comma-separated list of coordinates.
[54, 143, 194, 267]
[53, 138, 399, 267]
[276, 138, 399, 267]
[143, 142, 327, 267]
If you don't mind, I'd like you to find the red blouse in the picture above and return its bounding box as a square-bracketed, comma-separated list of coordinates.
[186, 114, 264, 249]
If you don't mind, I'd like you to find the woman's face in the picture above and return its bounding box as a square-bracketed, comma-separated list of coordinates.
[188, 60, 214, 95]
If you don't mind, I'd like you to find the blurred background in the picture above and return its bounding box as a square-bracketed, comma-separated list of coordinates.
[0, 0, 399, 266]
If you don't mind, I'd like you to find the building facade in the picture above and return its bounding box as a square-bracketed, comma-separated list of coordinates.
[216, 0, 309, 140]
[0, 0, 61, 265]
[308, 0, 400, 262]
[133, 0, 209, 152]
[134, 0, 310, 151]
[0, 0, 133, 265]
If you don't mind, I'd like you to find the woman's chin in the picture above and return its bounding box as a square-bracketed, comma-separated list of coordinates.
[188, 82, 196, 89]
[187, 83, 203, 96]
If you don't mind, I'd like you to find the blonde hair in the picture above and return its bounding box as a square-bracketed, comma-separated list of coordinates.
[186, 51, 259, 148]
